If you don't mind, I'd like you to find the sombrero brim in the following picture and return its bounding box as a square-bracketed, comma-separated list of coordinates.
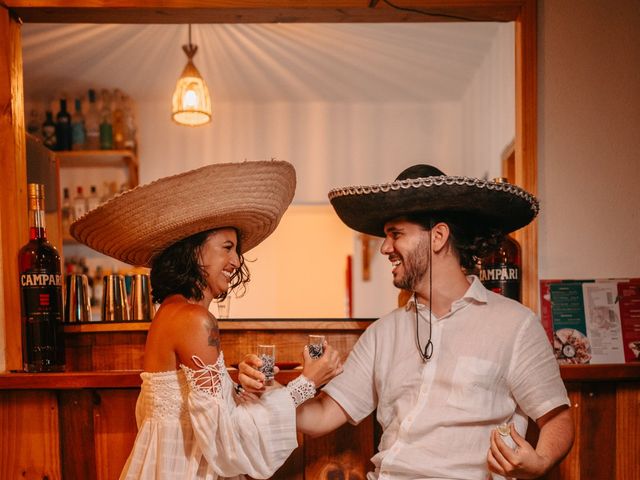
[328, 175, 539, 237]
[70, 160, 296, 267]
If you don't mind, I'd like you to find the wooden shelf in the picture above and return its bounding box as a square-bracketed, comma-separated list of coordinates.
[57, 149, 137, 169]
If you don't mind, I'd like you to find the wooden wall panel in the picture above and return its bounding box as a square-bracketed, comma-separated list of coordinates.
[616, 382, 640, 478]
[59, 390, 97, 479]
[0, 8, 27, 372]
[0, 390, 61, 480]
[93, 389, 139, 480]
[305, 420, 374, 480]
[580, 382, 616, 479]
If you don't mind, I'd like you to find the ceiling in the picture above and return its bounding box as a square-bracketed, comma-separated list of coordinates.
[21, 22, 505, 104]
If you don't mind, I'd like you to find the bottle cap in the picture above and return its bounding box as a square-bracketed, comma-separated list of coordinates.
[28, 183, 45, 198]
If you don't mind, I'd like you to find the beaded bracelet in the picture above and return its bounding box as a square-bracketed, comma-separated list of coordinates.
[286, 375, 316, 407]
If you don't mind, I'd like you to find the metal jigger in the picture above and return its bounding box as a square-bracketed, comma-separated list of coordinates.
[64, 273, 91, 323]
[130, 273, 154, 321]
[101, 274, 130, 321]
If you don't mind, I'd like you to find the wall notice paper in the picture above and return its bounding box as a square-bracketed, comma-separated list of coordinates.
[549, 282, 592, 364]
[582, 282, 625, 364]
[618, 281, 640, 362]
[541, 277, 640, 365]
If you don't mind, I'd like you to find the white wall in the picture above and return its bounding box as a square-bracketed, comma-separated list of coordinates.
[460, 23, 515, 179]
[137, 100, 463, 200]
[538, 0, 640, 280]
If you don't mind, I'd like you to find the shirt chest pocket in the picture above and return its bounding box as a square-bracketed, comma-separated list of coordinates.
[446, 356, 502, 414]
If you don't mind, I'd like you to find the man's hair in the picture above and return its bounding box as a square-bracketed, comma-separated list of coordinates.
[150, 228, 250, 304]
[403, 212, 503, 270]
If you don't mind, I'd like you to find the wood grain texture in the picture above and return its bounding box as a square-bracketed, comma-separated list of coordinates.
[0, 390, 61, 480]
[93, 389, 139, 480]
[305, 420, 374, 480]
[514, 0, 538, 313]
[58, 390, 96, 479]
[5, 1, 523, 24]
[0, 9, 27, 372]
[580, 382, 616, 479]
[616, 382, 640, 479]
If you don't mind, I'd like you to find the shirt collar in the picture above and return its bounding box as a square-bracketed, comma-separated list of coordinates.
[404, 275, 487, 312]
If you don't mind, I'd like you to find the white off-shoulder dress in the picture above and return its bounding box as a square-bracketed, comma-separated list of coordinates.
[119, 352, 297, 479]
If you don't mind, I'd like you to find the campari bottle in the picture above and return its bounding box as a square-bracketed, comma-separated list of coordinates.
[478, 178, 523, 302]
[18, 183, 65, 372]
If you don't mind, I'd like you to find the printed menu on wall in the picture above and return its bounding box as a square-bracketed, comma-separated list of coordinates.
[540, 277, 640, 364]
[618, 281, 640, 362]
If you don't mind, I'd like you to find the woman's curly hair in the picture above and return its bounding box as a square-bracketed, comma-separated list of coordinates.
[150, 228, 250, 304]
[403, 212, 504, 270]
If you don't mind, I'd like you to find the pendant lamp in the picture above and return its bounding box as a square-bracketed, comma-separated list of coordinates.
[171, 24, 212, 126]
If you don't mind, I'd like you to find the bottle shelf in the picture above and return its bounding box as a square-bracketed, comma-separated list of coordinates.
[57, 149, 136, 167]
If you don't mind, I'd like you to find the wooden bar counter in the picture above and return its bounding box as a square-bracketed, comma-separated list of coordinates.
[1, 319, 639, 479]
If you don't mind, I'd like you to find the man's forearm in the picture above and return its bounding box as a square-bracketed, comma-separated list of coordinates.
[535, 406, 575, 472]
[296, 392, 349, 437]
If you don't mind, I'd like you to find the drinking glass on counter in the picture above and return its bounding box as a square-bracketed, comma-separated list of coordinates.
[308, 334, 325, 359]
[257, 344, 276, 384]
[216, 294, 231, 319]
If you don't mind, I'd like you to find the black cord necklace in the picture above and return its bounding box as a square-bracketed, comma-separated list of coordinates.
[415, 229, 434, 362]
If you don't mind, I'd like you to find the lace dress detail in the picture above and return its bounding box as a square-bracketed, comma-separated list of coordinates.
[180, 354, 225, 398]
[120, 350, 297, 480]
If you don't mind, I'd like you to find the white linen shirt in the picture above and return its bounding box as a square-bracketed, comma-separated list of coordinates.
[323, 276, 569, 480]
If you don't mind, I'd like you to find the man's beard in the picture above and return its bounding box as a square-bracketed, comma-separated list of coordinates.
[393, 236, 430, 291]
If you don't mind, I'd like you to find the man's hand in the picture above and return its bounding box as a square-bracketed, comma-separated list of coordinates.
[487, 424, 547, 479]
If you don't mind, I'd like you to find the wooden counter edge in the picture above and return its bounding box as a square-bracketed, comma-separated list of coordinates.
[63, 319, 376, 333]
[1, 365, 638, 390]
[0, 369, 301, 390]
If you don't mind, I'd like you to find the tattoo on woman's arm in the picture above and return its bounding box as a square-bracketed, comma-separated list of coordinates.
[207, 318, 221, 349]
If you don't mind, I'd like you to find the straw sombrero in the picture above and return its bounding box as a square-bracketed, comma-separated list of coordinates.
[328, 164, 538, 237]
[70, 160, 296, 267]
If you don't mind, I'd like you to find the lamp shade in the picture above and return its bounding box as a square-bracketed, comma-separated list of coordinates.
[171, 57, 212, 126]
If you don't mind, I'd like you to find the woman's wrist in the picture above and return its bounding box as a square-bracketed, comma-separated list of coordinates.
[286, 374, 316, 407]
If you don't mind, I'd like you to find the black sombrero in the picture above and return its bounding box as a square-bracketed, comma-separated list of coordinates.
[328, 164, 539, 237]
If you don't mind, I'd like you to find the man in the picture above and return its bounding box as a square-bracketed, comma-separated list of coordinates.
[240, 165, 574, 479]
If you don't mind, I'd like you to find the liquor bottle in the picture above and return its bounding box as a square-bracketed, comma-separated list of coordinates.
[42, 111, 57, 149]
[92, 265, 104, 311]
[122, 94, 137, 152]
[19, 183, 65, 372]
[55, 98, 72, 151]
[99, 89, 113, 150]
[86, 185, 100, 211]
[478, 234, 522, 302]
[73, 186, 87, 221]
[112, 89, 125, 149]
[70, 98, 86, 150]
[61, 187, 72, 234]
[26, 109, 41, 139]
[85, 89, 100, 150]
[478, 178, 522, 302]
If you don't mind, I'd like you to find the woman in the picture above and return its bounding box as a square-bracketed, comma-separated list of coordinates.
[71, 160, 342, 479]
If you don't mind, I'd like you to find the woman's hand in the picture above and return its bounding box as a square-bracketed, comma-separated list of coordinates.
[237, 354, 280, 393]
[301, 341, 343, 388]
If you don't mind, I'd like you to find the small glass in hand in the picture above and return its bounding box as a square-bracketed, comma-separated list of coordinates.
[257, 344, 276, 384]
[308, 334, 325, 359]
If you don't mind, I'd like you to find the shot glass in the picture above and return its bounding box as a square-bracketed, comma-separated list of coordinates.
[308, 334, 325, 359]
[216, 295, 231, 319]
[257, 344, 276, 384]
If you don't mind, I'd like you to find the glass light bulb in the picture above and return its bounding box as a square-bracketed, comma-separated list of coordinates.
[182, 89, 199, 109]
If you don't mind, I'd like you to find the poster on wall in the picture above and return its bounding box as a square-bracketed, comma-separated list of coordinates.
[618, 281, 640, 362]
[540, 277, 640, 365]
